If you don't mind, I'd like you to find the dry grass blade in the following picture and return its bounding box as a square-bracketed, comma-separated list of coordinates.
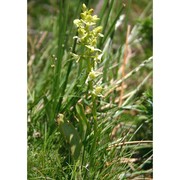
[119, 25, 131, 107]
[36, 31, 48, 50]
[107, 140, 153, 150]
[104, 57, 153, 97]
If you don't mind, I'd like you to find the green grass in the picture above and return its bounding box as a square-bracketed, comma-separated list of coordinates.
[28, 0, 152, 179]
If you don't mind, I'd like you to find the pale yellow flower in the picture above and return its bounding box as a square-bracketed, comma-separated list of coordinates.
[93, 86, 103, 96]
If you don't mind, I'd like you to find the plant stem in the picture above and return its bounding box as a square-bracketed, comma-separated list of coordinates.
[86, 58, 98, 168]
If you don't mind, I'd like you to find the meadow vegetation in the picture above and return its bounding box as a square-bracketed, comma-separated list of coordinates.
[28, 0, 152, 179]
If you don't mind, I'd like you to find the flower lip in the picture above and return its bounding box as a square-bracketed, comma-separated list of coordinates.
[85, 45, 102, 52]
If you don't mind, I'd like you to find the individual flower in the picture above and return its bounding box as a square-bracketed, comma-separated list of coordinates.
[70, 52, 80, 62]
[94, 53, 103, 63]
[86, 68, 103, 84]
[81, 15, 99, 26]
[93, 26, 104, 37]
[92, 85, 103, 97]
[73, 19, 82, 28]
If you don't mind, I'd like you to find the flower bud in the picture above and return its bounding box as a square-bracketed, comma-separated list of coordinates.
[82, 3, 87, 12]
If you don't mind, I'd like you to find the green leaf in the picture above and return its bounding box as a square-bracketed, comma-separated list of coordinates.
[75, 103, 90, 141]
[58, 115, 82, 160]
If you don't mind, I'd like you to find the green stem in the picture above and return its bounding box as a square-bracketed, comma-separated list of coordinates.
[87, 58, 98, 168]
[90, 94, 98, 163]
